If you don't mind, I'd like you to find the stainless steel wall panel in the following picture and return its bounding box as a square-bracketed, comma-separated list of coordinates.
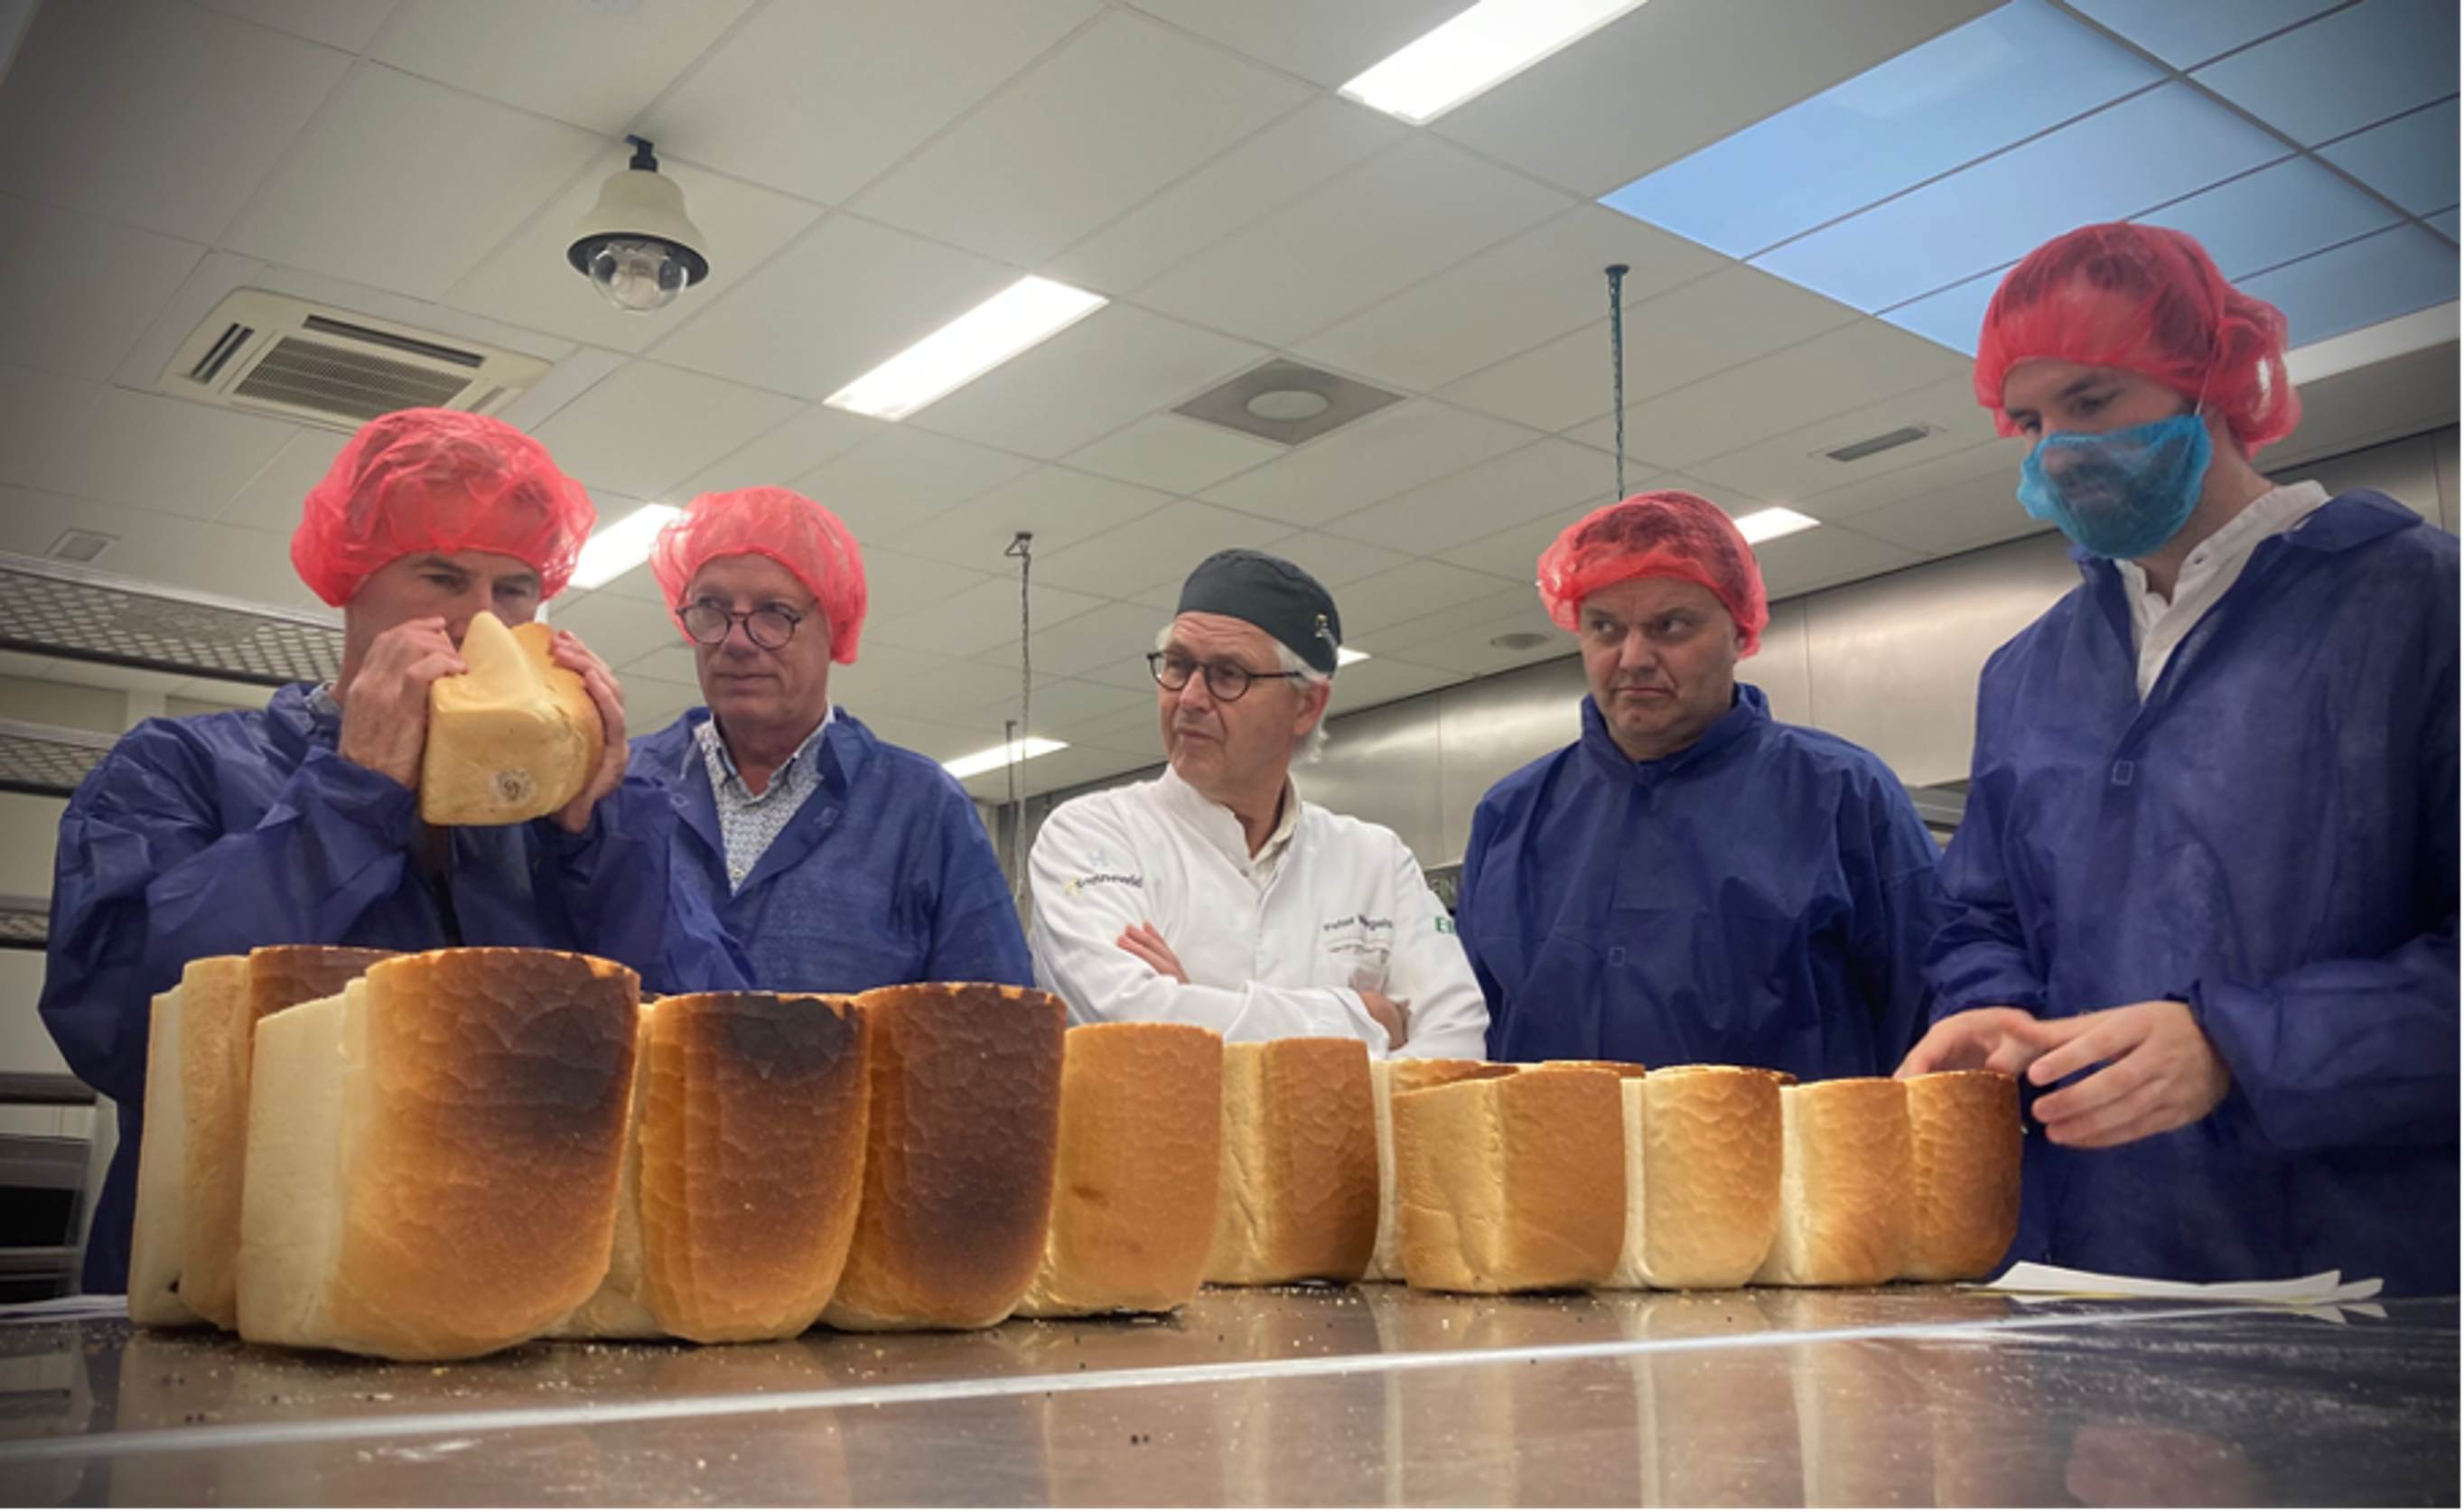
[1433, 657, 1586, 863]
[1293, 696, 1448, 864]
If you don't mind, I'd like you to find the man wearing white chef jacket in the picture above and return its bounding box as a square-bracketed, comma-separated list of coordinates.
[1029, 549, 1489, 1057]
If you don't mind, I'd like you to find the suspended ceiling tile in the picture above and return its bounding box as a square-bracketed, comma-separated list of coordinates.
[2066, 0, 2345, 69]
[963, 672, 1150, 734]
[537, 590, 684, 675]
[1568, 321, 1969, 471]
[1201, 400, 1545, 529]
[1050, 96, 1405, 296]
[0, 0, 350, 244]
[1321, 654, 1461, 717]
[0, 199, 206, 385]
[495, 347, 630, 434]
[649, 214, 1013, 401]
[669, 403, 884, 505]
[1840, 471, 2055, 558]
[1684, 375, 2000, 505]
[23, 386, 295, 520]
[2430, 210, 2460, 243]
[833, 644, 1022, 724]
[1783, 435, 2026, 524]
[907, 305, 1267, 462]
[1075, 651, 1166, 698]
[1878, 266, 2004, 355]
[1368, 581, 1554, 651]
[1062, 413, 1284, 496]
[957, 741, 1152, 802]
[1754, 84, 2287, 313]
[447, 145, 826, 357]
[1295, 205, 1727, 394]
[2135, 157, 2404, 280]
[530, 361, 802, 502]
[852, 548, 1001, 627]
[1001, 599, 1177, 679]
[152, 520, 312, 605]
[864, 573, 1109, 661]
[854, 9, 1306, 267]
[1438, 265, 1862, 434]
[1334, 558, 1527, 639]
[1432, 0, 1998, 198]
[1432, 502, 1607, 584]
[1752, 520, 1927, 601]
[1135, 135, 1573, 350]
[0, 485, 194, 583]
[2317, 99, 2461, 217]
[1399, 599, 1575, 678]
[1125, 0, 1471, 87]
[193, 0, 397, 52]
[638, 0, 1098, 205]
[621, 674, 705, 735]
[221, 65, 602, 301]
[853, 709, 1003, 766]
[790, 427, 1040, 545]
[213, 428, 350, 532]
[2242, 224, 2460, 345]
[881, 466, 1173, 566]
[375, 0, 760, 135]
[1323, 438, 1617, 558]
[1032, 499, 1292, 601]
[2191, 0, 2457, 147]
[619, 643, 699, 684]
[1259, 531, 1413, 590]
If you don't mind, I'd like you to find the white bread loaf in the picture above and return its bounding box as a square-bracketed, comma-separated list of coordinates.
[1366, 1059, 1514, 1282]
[1751, 1078, 1914, 1287]
[822, 983, 1067, 1331]
[237, 947, 639, 1359]
[1899, 1069, 2022, 1282]
[1392, 1065, 1626, 1293]
[421, 611, 601, 826]
[1206, 1038, 1379, 1286]
[565, 992, 873, 1342]
[1609, 1065, 1784, 1291]
[1014, 1022, 1223, 1319]
[173, 947, 395, 1330]
[130, 966, 231, 1329]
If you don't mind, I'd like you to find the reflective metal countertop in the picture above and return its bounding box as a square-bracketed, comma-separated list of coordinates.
[2, 1286, 2454, 1506]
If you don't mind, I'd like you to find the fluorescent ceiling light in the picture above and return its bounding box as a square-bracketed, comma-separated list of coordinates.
[1339, 0, 1651, 125]
[2285, 301, 2459, 386]
[1735, 508, 1821, 545]
[827, 277, 1106, 421]
[1336, 647, 1371, 667]
[570, 502, 682, 590]
[944, 736, 1068, 780]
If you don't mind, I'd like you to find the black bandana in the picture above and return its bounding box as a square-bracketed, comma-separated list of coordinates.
[1174, 549, 1343, 674]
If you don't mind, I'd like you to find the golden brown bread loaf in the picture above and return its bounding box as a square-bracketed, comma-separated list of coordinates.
[822, 983, 1067, 1330]
[421, 611, 601, 826]
[1751, 1077, 1914, 1287]
[564, 992, 872, 1342]
[1610, 1065, 1784, 1291]
[1014, 1021, 1223, 1319]
[1899, 1069, 2022, 1283]
[1207, 1037, 1379, 1286]
[1393, 1065, 1626, 1293]
[1366, 1058, 1516, 1282]
[173, 947, 396, 1330]
[237, 947, 640, 1359]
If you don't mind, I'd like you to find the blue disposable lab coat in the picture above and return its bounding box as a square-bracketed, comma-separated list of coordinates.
[1929, 491, 2459, 1296]
[632, 708, 1032, 996]
[41, 683, 749, 1293]
[1459, 684, 1943, 1082]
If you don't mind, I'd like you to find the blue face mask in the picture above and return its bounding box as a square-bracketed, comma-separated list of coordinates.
[2017, 413, 2213, 561]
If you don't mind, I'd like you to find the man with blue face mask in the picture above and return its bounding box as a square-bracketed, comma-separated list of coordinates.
[1899, 223, 2458, 1296]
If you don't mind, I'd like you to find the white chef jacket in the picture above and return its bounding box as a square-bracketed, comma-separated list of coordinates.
[1029, 767, 1489, 1058]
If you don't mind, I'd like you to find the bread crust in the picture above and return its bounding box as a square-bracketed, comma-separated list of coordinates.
[1611, 1065, 1784, 1291]
[1393, 1066, 1625, 1293]
[421, 613, 601, 825]
[1207, 1038, 1378, 1286]
[1366, 1059, 1515, 1282]
[1751, 1078, 1914, 1288]
[1899, 1070, 2021, 1282]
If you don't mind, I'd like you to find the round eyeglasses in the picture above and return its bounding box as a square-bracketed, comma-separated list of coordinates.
[1148, 649, 1307, 703]
[679, 602, 804, 650]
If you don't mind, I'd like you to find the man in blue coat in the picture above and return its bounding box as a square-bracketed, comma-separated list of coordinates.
[1900, 223, 2458, 1295]
[42, 408, 747, 1295]
[630, 487, 1031, 994]
[1456, 490, 1943, 1082]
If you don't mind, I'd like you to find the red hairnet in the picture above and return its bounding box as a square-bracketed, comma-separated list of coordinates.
[1536, 490, 1769, 656]
[649, 487, 868, 665]
[1974, 222, 2301, 454]
[291, 408, 596, 606]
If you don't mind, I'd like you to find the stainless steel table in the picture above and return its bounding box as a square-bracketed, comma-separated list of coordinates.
[2, 1286, 2453, 1505]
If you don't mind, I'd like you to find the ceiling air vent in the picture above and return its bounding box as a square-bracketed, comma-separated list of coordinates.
[1173, 359, 1405, 446]
[162, 290, 553, 431]
[1820, 424, 1936, 464]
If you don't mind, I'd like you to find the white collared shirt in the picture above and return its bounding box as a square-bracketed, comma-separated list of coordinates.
[695, 710, 834, 891]
[2118, 481, 2330, 699]
[1026, 766, 1489, 1057]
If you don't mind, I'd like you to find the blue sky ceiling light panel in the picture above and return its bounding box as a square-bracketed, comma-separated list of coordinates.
[1601, 0, 2458, 357]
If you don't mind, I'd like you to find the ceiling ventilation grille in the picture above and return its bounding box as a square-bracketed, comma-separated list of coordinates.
[0, 552, 344, 688]
[1821, 425, 1936, 463]
[162, 290, 551, 431]
[1174, 359, 1405, 446]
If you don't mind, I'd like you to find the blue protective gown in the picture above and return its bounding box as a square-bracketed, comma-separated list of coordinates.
[1459, 684, 1944, 1081]
[41, 683, 750, 1293]
[1930, 491, 2459, 1296]
[632, 707, 1033, 995]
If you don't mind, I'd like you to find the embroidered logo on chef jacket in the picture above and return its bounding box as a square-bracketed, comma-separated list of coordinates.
[1066, 871, 1144, 897]
[1320, 912, 1395, 961]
